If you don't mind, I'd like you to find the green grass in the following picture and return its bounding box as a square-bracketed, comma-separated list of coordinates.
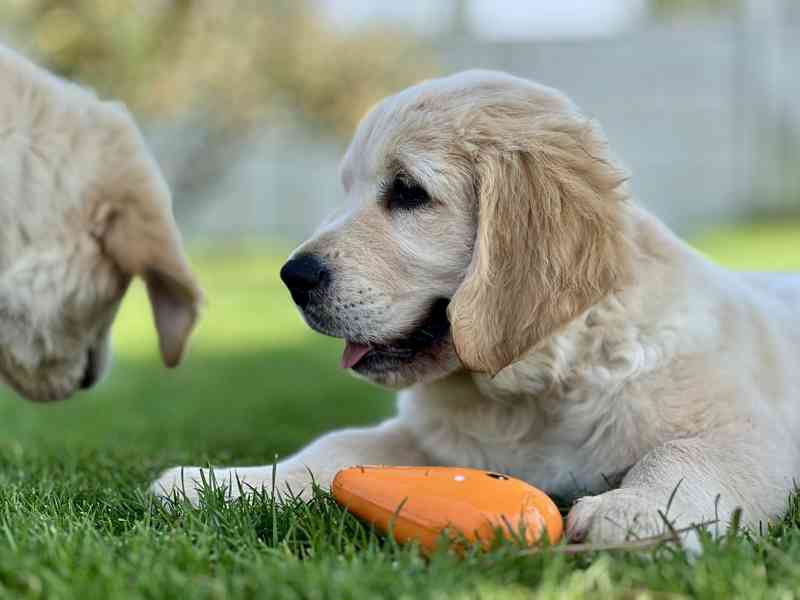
[0, 223, 798, 599]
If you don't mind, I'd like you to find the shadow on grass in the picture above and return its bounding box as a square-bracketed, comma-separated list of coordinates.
[0, 339, 394, 469]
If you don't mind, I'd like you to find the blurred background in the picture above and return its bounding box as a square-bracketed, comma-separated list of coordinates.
[0, 0, 797, 469]
[2, 0, 799, 239]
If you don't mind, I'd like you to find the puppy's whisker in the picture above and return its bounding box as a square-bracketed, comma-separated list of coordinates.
[388, 289, 440, 300]
[416, 328, 437, 339]
[373, 347, 415, 357]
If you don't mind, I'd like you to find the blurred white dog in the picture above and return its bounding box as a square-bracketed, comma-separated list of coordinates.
[0, 46, 202, 402]
[154, 70, 800, 547]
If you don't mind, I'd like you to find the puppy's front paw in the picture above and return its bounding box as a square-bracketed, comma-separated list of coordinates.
[150, 465, 307, 507]
[566, 488, 691, 545]
[150, 466, 248, 506]
[150, 466, 208, 506]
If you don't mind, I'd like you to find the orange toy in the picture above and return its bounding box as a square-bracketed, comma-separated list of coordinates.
[332, 466, 563, 554]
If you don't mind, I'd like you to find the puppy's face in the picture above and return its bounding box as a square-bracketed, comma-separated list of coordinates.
[0, 56, 202, 402]
[284, 71, 631, 388]
[0, 225, 126, 402]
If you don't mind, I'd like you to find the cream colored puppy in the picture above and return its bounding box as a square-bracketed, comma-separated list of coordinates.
[154, 71, 800, 547]
[0, 46, 202, 402]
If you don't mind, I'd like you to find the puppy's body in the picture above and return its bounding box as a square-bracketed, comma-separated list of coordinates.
[155, 71, 799, 546]
[405, 211, 800, 512]
[0, 46, 201, 401]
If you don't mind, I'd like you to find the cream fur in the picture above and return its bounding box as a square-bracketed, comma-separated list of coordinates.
[153, 71, 800, 548]
[0, 45, 202, 402]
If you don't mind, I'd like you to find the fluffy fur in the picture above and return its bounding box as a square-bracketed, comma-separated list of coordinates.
[0, 45, 202, 402]
[153, 71, 800, 548]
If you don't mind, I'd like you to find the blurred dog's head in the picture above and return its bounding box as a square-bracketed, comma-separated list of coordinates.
[0, 47, 202, 402]
[283, 70, 631, 388]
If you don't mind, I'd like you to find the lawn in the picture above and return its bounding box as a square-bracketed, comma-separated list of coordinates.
[0, 223, 798, 599]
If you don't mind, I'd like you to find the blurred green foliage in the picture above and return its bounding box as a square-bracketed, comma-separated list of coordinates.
[651, 0, 741, 19]
[692, 219, 800, 271]
[0, 0, 438, 137]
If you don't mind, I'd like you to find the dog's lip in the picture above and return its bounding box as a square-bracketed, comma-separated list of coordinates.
[79, 348, 99, 389]
[339, 298, 452, 370]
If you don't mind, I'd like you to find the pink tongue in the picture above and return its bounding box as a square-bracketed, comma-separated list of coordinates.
[341, 341, 371, 369]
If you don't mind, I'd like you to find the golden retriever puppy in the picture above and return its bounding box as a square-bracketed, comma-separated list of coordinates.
[0, 46, 202, 402]
[153, 71, 800, 548]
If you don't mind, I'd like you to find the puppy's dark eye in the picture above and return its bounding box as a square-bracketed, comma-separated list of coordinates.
[386, 176, 430, 211]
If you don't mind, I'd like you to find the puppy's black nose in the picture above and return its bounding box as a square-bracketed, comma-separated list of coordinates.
[280, 254, 329, 308]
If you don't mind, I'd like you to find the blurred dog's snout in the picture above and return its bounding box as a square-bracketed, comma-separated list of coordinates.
[280, 255, 329, 308]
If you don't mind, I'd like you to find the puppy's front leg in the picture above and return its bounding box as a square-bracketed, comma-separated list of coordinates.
[566, 431, 795, 549]
[151, 418, 429, 505]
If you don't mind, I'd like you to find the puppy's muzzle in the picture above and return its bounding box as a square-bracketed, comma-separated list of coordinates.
[280, 254, 330, 308]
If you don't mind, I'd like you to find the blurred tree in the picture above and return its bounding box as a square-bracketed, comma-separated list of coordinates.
[651, 0, 741, 19]
[0, 0, 438, 212]
[0, 0, 436, 135]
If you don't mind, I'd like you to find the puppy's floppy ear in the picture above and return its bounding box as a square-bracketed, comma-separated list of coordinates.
[97, 149, 203, 368]
[448, 114, 631, 375]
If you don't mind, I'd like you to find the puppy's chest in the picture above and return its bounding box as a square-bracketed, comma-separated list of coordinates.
[483, 444, 630, 502]
[403, 377, 659, 501]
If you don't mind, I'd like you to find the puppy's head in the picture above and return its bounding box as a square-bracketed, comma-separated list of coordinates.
[283, 70, 630, 388]
[0, 56, 202, 401]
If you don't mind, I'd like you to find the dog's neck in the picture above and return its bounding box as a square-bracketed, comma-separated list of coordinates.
[467, 205, 716, 403]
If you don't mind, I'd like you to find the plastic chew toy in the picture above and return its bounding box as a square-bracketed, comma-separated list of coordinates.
[332, 466, 563, 554]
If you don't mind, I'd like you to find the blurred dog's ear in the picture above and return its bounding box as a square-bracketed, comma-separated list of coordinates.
[448, 115, 631, 376]
[96, 133, 203, 368]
